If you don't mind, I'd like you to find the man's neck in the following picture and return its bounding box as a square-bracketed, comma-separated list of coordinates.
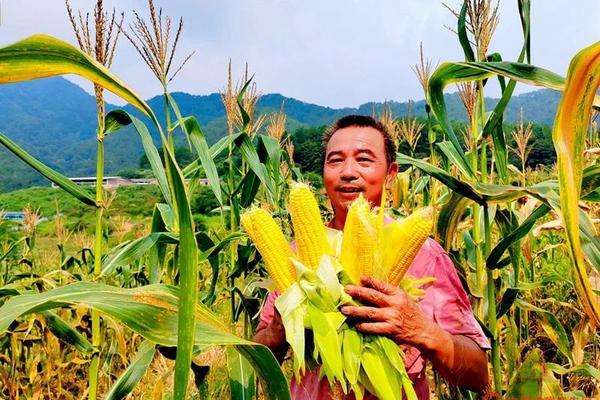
[329, 212, 347, 230]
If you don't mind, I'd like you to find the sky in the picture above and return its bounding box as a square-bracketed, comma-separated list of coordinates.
[1, 0, 599, 108]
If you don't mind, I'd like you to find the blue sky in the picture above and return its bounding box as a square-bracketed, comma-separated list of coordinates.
[1, 1, 599, 107]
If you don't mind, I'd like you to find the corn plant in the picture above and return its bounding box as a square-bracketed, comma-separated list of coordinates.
[396, 1, 600, 396]
[0, 30, 291, 399]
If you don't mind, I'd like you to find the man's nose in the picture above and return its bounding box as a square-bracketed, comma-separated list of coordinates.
[340, 159, 359, 180]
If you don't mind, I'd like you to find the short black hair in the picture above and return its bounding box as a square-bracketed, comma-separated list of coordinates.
[322, 115, 397, 166]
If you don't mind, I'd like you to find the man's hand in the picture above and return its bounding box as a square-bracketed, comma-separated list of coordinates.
[252, 309, 289, 364]
[341, 276, 489, 392]
[340, 276, 442, 349]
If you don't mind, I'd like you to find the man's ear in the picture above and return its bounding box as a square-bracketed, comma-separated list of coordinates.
[386, 162, 398, 190]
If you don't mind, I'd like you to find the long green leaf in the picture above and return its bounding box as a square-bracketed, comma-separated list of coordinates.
[436, 191, 472, 251]
[0, 132, 96, 206]
[457, 1, 475, 62]
[101, 232, 179, 276]
[227, 346, 257, 400]
[105, 340, 156, 400]
[427, 59, 600, 177]
[0, 34, 152, 117]
[487, 204, 551, 269]
[160, 141, 199, 398]
[397, 153, 560, 205]
[105, 110, 171, 207]
[177, 115, 223, 205]
[552, 40, 600, 327]
[235, 133, 275, 197]
[0, 282, 290, 399]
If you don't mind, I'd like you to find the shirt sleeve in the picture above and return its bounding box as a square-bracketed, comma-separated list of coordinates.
[426, 249, 491, 350]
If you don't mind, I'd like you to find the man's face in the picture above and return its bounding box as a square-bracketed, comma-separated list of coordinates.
[323, 125, 397, 214]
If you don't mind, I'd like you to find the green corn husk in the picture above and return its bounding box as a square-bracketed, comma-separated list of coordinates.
[274, 255, 420, 399]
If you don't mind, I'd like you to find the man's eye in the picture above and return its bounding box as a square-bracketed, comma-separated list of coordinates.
[329, 158, 342, 164]
[358, 157, 373, 162]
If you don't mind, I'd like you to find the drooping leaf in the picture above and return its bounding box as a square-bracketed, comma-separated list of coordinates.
[0, 282, 290, 399]
[552, 40, 600, 327]
[516, 299, 574, 364]
[0, 35, 153, 117]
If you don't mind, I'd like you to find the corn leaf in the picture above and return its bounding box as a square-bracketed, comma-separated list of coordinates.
[105, 340, 156, 400]
[159, 140, 199, 398]
[0, 34, 152, 117]
[101, 232, 179, 276]
[182, 133, 243, 177]
[427, 59, 600, 175]
[105, 110, 171, 207]
[41, 310, 94, 355]
[168, 96, 223, 206]
[227, 346, 257, 400]
[487, 204, 551, 269]
[457, 1, 475, 62]
[515, 299, 574, 365]
[360, 341, 401, 400]
[0, 282, 290, 399]
[546, 362, 600, 381]
[552, 40, 600, 327]
[436, 191, 473, 251]
[0, 132, 96, 206]
[235, 133, 275, 198]
[307, 304, 345, 388]
[397, 153, 560, 205]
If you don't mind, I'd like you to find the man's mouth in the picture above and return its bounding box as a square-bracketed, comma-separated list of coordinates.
[337, 186, 363, 193]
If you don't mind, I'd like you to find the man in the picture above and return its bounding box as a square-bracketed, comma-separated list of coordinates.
[254, 115, 490, 399]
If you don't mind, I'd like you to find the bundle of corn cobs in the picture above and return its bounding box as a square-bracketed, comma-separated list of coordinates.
[241, 182, 433, 400]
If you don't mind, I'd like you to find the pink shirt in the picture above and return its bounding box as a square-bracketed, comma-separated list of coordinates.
[257, 237, 490, 399]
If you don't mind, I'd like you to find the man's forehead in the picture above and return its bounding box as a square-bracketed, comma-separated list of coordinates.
[325, 126, 386, 154]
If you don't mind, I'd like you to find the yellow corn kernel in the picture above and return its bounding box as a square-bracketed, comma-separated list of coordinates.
[383, 207, 433, 286]
[241, 208, 296, 291]
[340, 196, 381, 284]
[289, 182, 331, 269]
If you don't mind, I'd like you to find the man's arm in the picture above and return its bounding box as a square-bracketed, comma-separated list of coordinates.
[252, 309, 289, 364]
[341, 276, 489, 392]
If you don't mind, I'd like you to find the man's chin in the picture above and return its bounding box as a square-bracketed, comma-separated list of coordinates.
[337, 192, 362, 208]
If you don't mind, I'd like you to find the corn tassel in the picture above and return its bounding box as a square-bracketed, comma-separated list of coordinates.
[384, 207, 433, 286]
[241, 208, 295, 291]
[289, 182, 331, 269]
[340, 196, 381, 284]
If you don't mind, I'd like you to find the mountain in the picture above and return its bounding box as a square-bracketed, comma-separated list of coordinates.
[0, 77, 561, 192]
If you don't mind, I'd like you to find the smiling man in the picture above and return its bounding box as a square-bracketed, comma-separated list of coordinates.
[254, 115, 490, 399]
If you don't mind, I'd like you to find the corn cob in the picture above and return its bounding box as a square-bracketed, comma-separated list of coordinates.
[241, 208, 295, 291]
[383, 207, 433, 286]
[289, 182, 331, 269]
[340, 196, 381, 284]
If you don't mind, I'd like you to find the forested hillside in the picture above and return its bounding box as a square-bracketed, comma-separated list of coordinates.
[0, 77, 561, 191]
